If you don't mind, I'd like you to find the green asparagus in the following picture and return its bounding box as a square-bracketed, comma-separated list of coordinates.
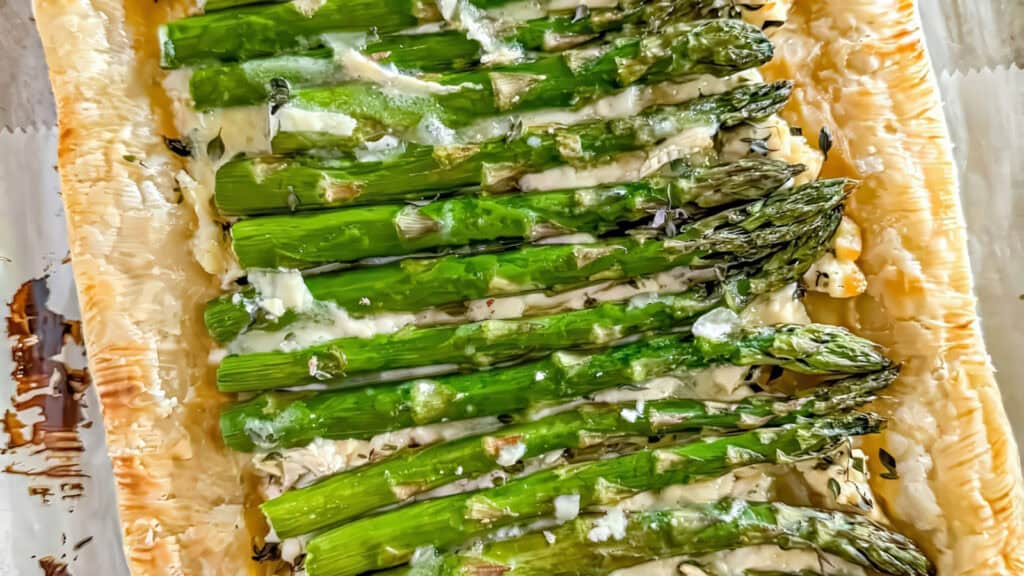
[261, 370, 895, 537]
[391, 499, 934, 576]
[268, 19, 771, 147]
[216, 212, 838, 392]
[214, 81, 793, 215]
[301, 411, 884, 575]
[208, 177, 843, 343]
[165, 0, 758, 68]
[197, 0, 758, 20]
[190, 3, 714, 109]
[161, 0, 439, 68]
[190, 33, 482, 109]
[228, 159, 805, 269]
[222, 323, 889, 450]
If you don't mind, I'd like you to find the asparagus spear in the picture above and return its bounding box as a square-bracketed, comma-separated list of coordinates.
[223, 332, 892, 450]
[214, 81, 793, 215]
[216, 212, 838, 392]
[390, 499, 934, 576]
[228, 159, 805, 269]
[160, 0, 440, 68]
[280, 180, 846, 316]
[201, 0, 757, 13]
[190, 33, 483, 110]
[260, 370, 895, 537]
[209, 178, 841, 347]
[300, 411, 884, 575]
[165, 0, 756, 68]
[189, 2, 699, 109]
[270, 19, 771, 146]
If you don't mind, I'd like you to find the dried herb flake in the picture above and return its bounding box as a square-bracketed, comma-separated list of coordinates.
[827, 477, 842, 499]
[879, 447, 899, 480]
[818, 127, 833, 161]
[207, 132, 226, 162]
[163, 136, 193, 158]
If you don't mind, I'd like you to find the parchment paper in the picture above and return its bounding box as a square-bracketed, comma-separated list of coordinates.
[0, 127, 129, 575]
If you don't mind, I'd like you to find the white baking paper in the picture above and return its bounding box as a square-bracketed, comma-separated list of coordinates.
[0, 126, 129, 575]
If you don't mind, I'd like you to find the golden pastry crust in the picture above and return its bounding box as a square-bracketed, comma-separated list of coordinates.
[761, 1, 1024, 573]
[31, 0, 1024, 574]
[32, 1, 252, 575]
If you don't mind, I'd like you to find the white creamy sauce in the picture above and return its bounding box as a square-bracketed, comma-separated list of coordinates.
[442, 0, 524, 65]
[416, 448, 567, 501]
[592, 365, 758, 405]
[337, 48, 481, 95]
[586, 507, 628, 543]
[248, 269, 315, 317]
[163, 70, 272, 284]
[460, 72, 760, 143]
[692, 308, 741, 341]
[255, 417, 501, 496]
[739, 283, 811, 327]
[620, 465, 776, 513]
[520, 125, 717, 192]
[291, 0, 326, 17]
[228, 306, 417, 355]
[354, 134, 406, 162]
[631, 546, 866, 576]
[553, 494, 581, 522]
[231, 267, 717, 354]
[275, 106, 358, 136]
[533, 233, 599, 245]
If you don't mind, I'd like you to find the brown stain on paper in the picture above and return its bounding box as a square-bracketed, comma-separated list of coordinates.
[3, 277, 92, 491]
[37, 555, 70, 576]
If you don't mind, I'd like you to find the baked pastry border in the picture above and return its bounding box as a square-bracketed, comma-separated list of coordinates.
[32, 0, 1023, 574]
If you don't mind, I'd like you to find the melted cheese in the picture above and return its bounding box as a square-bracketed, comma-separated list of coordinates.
[231, 267, 718, 354]
[740, 283, 812, 326]
[520, 126, 717, 192]
[337, 48, 481, 95]
[163, 71, 271, 284]
[275, 106, 358, 136]
[255, 417, 502, 496]
[460, 72, 761, 143]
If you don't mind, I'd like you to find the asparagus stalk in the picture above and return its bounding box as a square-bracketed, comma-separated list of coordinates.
[270, 19, 771, 146]
[166, 0, 756, 68]
[209, 175, 837, 341]
[217, 283, 720, 392]
[222, 329, 892, 450]
[261, 370, 895, 537]
[301, 411, 884, 575]
[282, 180, 846, 316]
[214, 81, 793, 215]
[228, 159, 805, 269]
[189, 2, 702, 109]
[392, 499, 935, 576]
[216, 213, 838, 392]
[160, 0, 439, 68]
[190, 33, 483, 109]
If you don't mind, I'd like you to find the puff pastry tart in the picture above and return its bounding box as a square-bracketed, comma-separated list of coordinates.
[32, 0, 1023, 574]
